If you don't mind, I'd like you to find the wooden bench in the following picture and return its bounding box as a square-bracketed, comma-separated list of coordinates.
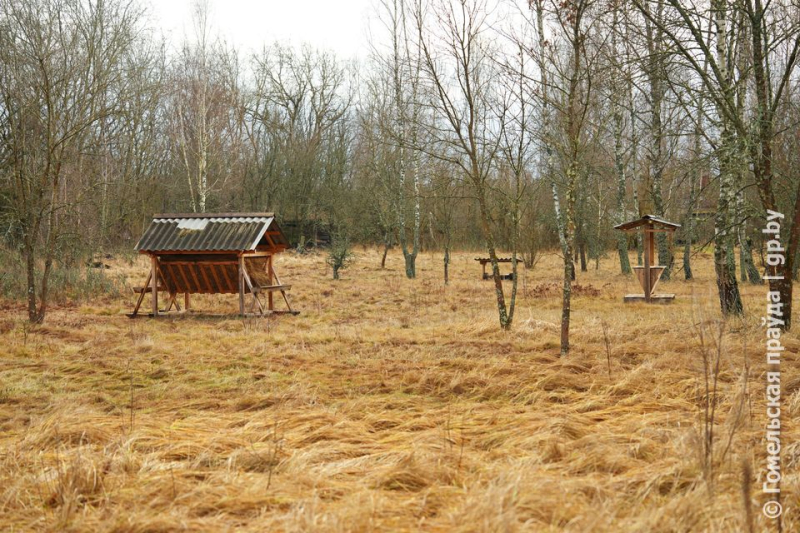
[129, 275, 184, 317]
[132, 285, 166, 294]
[253, 284, 292, 293]
[483, 272, 515, 281]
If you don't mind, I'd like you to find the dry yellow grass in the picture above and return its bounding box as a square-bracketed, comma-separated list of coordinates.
[0, 248, 798, 532]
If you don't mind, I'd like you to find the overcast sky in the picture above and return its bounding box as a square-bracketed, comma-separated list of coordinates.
[147, 0, 376, 61]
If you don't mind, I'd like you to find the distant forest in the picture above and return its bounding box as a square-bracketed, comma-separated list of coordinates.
[1, 0, 799, 332]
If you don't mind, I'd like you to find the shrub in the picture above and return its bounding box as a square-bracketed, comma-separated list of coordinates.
[0, 247, 122, 304]
[326, 233, 354, 280]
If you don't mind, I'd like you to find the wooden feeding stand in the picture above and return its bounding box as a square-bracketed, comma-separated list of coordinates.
[129, 213, 298, 318]
[474, 257, 515, 281]
[614, 215, 680, 304]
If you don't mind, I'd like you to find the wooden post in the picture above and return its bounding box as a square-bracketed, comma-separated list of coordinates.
[267, 254, 274, 311]
[616, 217, 679, 304]
[643, 229, 652, 302]
[238, 254, 245, 316]
[184, 293, 190, 312]
[151, 255, 159, 317]
[130, 270, 152, 317]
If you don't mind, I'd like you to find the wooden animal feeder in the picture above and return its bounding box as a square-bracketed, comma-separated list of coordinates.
[614, 215, 680, 304]
[129, 213, 298, 317]
[474, 257, 515, 281]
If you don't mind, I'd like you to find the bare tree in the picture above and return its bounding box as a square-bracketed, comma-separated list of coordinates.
[169, 0, 242, 213]
[433, 167, 460, 284]
[641, 0, 674, 278]
[415, 0, 518, 329]
[545, 0, 598, 354]
[529, 0, 570, 271]
[496, 32, 537, 321]
[1, 0, 796, 329]
[632, 0, 800, 321]
[0, 0, 143, 323]
[250, 44, 352, 243]
[607, 2, 632, 274]
[377, 0, 424, 278]
[352, 68, 400, 266]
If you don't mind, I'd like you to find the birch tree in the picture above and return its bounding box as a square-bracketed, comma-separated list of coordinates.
[608, 2, 632, 274]
[641, 0, 673, 278]
[547, 0, 597, 355]
[633, 0, 800, 320]
[169, 0, 241, 213]
[376, 0, 423, 278]
[529, 0, 570, 270]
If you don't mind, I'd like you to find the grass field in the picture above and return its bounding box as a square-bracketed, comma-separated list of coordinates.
[0, 248, 797, 532]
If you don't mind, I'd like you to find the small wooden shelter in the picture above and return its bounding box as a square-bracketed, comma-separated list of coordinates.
[614, 215, 680, 304]
[130, 213, 297, 317]
[474, 257, 515, 281]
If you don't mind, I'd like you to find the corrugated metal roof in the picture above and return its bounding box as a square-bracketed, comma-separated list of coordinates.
[135, 213, 288, 252]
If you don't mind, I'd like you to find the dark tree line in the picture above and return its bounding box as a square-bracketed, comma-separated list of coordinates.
[1, 0, 799, 342]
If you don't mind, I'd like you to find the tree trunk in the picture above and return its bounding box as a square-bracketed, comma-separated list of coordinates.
[476, 191, 510, 330]
[711, 0, 744, 316]
[644, 0, 671, 279]
[612, 74, 631, 274]
[714, 133, 744, 316]
[779, 179, 800, 329]
[627, 60, 643, 267]
[25, 241, 37, 323]
[740, 236, 761, 284]
[443, 246, 450, 285]
[684, 98, 704, 280]
[561, 166, 577, 356]
[391, 0, 421, 281]
[381, 241, 390, 269]
[737, 190, 761, 285]
[535, 1, 568, 267]
[611, 5, 630, 275]
[683, 165, 697, 280]
[683, 229, 693, 280]
[551, 182, 569, 263]
[632, 179, 643, 265]
[404, 253, 417, 279]
[560, 9, 582, 353]
[579, 238, 587, 272]
[747, 0, 797, 329]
